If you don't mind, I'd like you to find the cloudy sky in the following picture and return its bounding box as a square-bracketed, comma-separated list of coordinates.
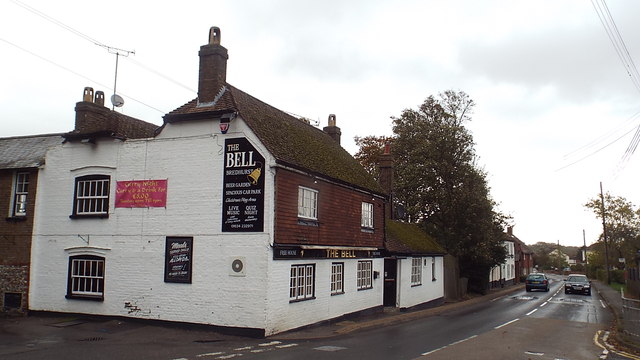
[2, 0, 639, 247]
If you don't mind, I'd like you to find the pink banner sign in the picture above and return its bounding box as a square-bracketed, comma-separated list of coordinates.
[115, 180, 167, 208]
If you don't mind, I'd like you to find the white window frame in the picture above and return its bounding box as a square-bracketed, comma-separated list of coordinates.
[411, 257, 422, 286]
[357, 260, 373, 290]
[361, 202, 374, 229]
[297, 186, 318, 220]
[290, 264, 315, 301]
[73, 175, 110, 217]
[67, 255, 105, 300]
[331, 262, 344, 295]
[12, 172, 29, 217]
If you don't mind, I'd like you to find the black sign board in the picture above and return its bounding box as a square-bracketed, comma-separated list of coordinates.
[273, 245, 383, 260]
[164, 237, 193, 283]
[222, 138, 265, 232]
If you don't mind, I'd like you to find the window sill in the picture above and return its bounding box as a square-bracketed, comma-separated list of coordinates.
[69, 214, 109, 219]
[331, 291, 345, 296]
[5, 216, 27, 222]
[289, 296, 316, 303]
[297, 218, 318, 227]
[357, 287, 373, 291]
[361, 227, 374, 233]
[411, 283, 422, 287]
[65, 294, 104, 301]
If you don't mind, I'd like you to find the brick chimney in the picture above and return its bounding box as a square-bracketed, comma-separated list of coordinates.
[378, 141, 394, 219]
[507, 226, 514, 236]
[198, 27, 228, 105]
[323, 114, 341, 144]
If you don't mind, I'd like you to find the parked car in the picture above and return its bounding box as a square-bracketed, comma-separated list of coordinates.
[564, 274, 591, 295]
[525, 273, 550, 292]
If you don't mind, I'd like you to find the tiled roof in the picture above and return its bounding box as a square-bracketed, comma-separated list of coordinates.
[385, 219, 446, 255]
[65, 102, 158, 141]
[0, 133, 63, 169]
[164, 84, 385, 195]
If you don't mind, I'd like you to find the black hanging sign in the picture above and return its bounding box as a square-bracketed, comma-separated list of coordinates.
[164, 237, 193, 283]
[222, 138, 265, 232]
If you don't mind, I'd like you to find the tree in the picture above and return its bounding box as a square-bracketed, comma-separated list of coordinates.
[355, 90, 508, 292]
[584, 193, 640, 268]
[354, 135, 393, 181]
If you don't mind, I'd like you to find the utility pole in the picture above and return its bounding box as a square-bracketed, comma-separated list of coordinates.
[600, 182, 611, 285]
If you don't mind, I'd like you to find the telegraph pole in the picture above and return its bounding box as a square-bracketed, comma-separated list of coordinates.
[600, 182, 611, 284]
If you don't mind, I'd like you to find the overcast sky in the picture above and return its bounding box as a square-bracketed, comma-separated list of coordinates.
[2, 0, 639, 248]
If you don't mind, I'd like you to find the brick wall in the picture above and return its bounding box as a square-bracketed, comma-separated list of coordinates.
[1, 168, 38, 312]
[274, 169, 384, 248]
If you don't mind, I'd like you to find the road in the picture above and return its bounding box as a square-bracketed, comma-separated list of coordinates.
[184, 274, 616, 360]
[3, 275, 635, 359]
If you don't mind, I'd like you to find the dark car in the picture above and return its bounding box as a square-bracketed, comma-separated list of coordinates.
[525, 273, 550, 292]
[564, 274, 591, 295]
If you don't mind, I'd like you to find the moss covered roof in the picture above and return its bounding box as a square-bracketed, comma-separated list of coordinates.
[164, 84, 384, 195]
[385, 219, 446, 255]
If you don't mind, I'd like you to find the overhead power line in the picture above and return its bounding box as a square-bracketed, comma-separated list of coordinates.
[0, 37, 166, 114]
[10, 0, 195, 109]
[590, 0, 640, 168]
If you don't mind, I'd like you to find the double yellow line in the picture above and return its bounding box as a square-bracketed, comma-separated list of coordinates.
[594, 330, 640, 360]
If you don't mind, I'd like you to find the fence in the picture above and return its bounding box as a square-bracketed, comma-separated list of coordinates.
[621, 289, 640, 339]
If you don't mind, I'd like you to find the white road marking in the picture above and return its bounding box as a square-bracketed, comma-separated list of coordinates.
[259, 341, 281, 347]
[276, 343, 298, 349]
[421, 345, 448, 356]
[526, 309, 538, 316]
[217, 354, 242, 359]
[495, 318, 519, 329]
[233, 347, 252, 351]
[600, 300, 607, 308]
[449, 334, 477, 346]
[524, 351, 544, 356]
[314, 345, 347, 352]
[420, 335, 477, 356]
[541, 301, 548, 307]
[196, 352, 224, 357]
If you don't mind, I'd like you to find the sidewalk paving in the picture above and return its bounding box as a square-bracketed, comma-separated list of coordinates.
[592, 280, 640, 355]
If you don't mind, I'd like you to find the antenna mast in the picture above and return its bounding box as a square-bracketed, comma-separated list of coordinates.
[104, 45, 135, 110]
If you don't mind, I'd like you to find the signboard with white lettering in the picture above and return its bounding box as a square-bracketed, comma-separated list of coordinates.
[222, 138, 265, 232]
[164, 237, 193, 283]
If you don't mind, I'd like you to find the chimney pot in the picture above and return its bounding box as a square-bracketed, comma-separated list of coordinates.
[328, 114, 336, 127]
[209, 26, 221, 45]
[83, 87, 94, 102]
[95, 91, 105, 106]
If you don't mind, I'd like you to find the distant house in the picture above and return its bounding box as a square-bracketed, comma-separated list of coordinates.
[507, 227, 533, 281]
[0, 134, 61, 313]
[29, 27, 387, 336]
[489, 230, 516, 288]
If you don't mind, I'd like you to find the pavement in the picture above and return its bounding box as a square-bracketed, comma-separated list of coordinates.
[2, 281, 638, 356]
[592, 280, 640, 355]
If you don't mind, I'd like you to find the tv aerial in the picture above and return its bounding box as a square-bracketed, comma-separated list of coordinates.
[102, 45, 135, 109]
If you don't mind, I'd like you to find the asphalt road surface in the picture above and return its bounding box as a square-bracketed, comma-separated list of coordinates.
[3, 275, 630, 359]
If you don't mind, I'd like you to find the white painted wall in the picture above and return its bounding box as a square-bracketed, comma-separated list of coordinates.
[395, 256, 444, 309]
[31, 118, 274, 331]
[264, 258, 383, 335]
[30, 116, 385, 335]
